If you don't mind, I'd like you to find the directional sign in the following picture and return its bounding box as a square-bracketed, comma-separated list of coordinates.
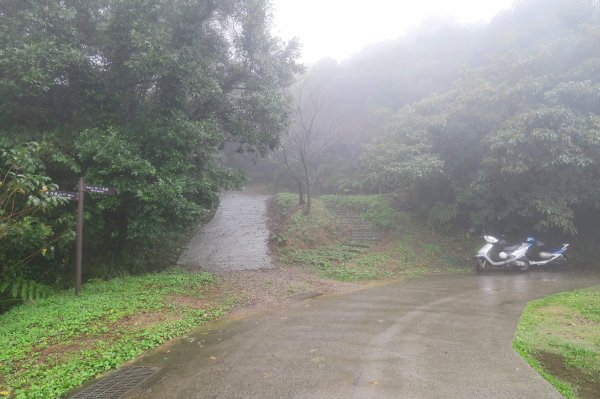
[51, 178, 119, 296]
[84, 184, 117, 195]
[47, 191, 79, 201]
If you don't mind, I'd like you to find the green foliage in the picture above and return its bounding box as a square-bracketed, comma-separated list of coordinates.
[0, 0, 300, 280]
[514, 287, 600, 398]
[0, 270, 227, 399]
[360, 112, 444, 196]
[267, 0, 600, 198]
[274, 194, 339, 248]
[359, 14, 600, 238]
[277, 195, 472, 281]
[321, 194, 407, 231]
[0, 277, 52, 302]
[279, 232, 469, 282]
[427, 202, 458, 229]
[0, 142, 69, 310]
[275, 192, 300, 216]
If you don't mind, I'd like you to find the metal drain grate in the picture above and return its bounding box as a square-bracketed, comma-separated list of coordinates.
[69, 366, 159, 399]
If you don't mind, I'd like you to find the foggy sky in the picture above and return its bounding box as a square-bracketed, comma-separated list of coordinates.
[271, 0, 515, 63]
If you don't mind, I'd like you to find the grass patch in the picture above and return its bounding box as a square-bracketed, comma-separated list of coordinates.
[0, 271, 233, 399]
[276, 194, 472, 281]
[273, 193, 340, 249]
[514, 287, 600, 399]
[321, 194, 405, 230]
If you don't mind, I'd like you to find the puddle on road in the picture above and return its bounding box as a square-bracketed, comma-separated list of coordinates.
[537, 351, 600, 399]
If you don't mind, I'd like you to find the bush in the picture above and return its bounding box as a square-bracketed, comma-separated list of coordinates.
[0, 143, 67, 310]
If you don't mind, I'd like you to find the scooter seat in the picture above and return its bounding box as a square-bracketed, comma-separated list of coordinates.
[502, 244, 520, 252]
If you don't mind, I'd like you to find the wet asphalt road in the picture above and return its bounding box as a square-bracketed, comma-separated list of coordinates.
[126, 271, 599, 399]
[177, 192, 273, 271]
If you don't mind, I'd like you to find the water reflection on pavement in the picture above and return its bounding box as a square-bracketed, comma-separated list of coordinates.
[126, 270, 598, 399]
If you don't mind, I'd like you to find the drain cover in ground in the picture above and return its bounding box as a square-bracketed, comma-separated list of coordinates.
[69, 366, 159, 399]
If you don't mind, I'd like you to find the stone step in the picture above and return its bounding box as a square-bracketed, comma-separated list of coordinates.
[323, 200, 384, 246]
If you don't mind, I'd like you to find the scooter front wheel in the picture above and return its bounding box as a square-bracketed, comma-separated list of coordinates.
[476, 258, 487, 273]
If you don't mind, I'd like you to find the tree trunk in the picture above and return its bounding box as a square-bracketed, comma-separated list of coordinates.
[297, 181, 305, 205]
[304, 180, 312, 214]
[407, 180, 412, 210]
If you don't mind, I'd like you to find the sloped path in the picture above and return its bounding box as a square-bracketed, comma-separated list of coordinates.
[177, 191, 273, 272]
[323, 201, 384, 245]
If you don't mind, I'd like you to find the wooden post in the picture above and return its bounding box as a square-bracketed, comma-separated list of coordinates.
[75, 177, 84, 296]
[49, 179, 115, 295]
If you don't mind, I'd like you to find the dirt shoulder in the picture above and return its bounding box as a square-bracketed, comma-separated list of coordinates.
[215, 266, 375, 318]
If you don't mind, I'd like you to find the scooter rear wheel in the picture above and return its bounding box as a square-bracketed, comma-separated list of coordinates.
[518, 259, 530, 272]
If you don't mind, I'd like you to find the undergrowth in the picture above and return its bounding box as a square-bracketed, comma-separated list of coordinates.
[0, 271, 232, 399]
[320, 194, 406, 230]
[275, 193, 472, 281]
[273, 193, 339, 248]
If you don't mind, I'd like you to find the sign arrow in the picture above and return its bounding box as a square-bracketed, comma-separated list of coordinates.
[47, 191, 79, 201]
[84, 184, 117, 195]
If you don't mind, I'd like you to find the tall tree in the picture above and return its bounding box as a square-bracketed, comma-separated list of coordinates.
[276, 61, 340, 212]
[0, 0, 301, 279]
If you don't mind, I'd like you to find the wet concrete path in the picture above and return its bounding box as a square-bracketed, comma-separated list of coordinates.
[177, 191, 273, 271]
[127, 271, 599, 399]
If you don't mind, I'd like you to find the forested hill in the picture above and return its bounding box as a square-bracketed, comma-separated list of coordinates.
[302, 0, 599, 146]
[345, 0, 595, 110]
[278, 0, 600, 256]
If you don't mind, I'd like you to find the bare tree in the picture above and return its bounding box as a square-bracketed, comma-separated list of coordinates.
[275, 67, 339, 213]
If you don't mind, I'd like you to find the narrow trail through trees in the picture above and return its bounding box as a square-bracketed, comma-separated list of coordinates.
[177, 192, 274, 272]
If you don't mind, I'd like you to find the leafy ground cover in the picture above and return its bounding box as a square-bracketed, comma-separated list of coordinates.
[514, 287, 600, 399]
[274, 194, 472, 281]
[320, 194, 406, 231]
[0, 271, 233, 399]
[272, 193, 340, 249]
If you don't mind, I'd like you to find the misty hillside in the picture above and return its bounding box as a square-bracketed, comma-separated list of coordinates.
[319, 0, 598, 131]
[274, 0, 600, 249]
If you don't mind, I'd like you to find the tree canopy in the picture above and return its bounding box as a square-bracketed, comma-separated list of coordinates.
[359, 3, 600, 236]
[0, 0, 300, 298]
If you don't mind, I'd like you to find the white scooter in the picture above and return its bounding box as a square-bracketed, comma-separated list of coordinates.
[476, 235, 569, 273]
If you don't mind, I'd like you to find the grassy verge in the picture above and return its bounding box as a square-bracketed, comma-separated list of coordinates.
[274, 193, 472, 281]
[272, 193, 340, 249]
[0, 271, 233, 399]
[513, 287, 600, 399]
[320, 194, 405, 230]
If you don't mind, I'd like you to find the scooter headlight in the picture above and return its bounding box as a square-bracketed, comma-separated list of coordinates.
[483, 235, 499, 244]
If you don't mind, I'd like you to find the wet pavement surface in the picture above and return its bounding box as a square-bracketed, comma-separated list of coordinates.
[177, 191, 273, 271]
[126, 271, 599, 399]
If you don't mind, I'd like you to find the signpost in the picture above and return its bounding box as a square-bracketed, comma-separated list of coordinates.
[49, 178, 117, 296]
